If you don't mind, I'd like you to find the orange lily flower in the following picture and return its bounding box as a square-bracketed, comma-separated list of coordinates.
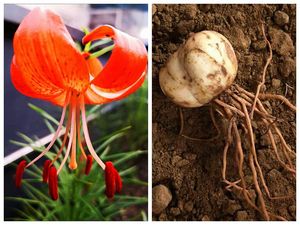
[12, 7, 147, 200]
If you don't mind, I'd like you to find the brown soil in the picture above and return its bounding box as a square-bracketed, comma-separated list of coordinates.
[152, 4, 296, 221]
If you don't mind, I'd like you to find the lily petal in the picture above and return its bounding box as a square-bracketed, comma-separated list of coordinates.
[12, 7, 90, 97]
[82, 25, 147, 103]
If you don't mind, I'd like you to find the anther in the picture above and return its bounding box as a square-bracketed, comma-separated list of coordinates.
[85, 155, 93, 175]
[105, 161, 116, 199]
[48, 166, 59, 200]
[42, 160, 51, 183]
[15, 160, 27, 188]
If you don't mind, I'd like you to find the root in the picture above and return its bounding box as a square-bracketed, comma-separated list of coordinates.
[214, 25, 295, 220]
[250, 23, 272, 119]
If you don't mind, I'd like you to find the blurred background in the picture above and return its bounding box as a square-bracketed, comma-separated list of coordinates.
[4, 4, 148, 221]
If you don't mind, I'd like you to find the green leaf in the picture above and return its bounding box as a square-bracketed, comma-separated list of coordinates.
[89, 44, 114, 59]
[89, 38, 113, 50]
[113, 150, 146, 167]
[141, 210, 147, 221]
[95, 132, 127, 153]
[28, 103, 59, 125]
[93, 125, 131, 145]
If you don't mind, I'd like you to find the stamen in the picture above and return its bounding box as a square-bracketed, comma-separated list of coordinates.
[26, 92, 71, 168]
[76, 104, 87, 159]
[105, 161, 116, 199]
[57, 95, 76, 174]
[69, 110, 77, 170]
[42, 160, 51, 183]
[50, 109, 72, 165]
[80, 96, 105, 170]
[15, 160, 27, 188]
[48, 166, 59, 200]
[85, 155, 93, 175]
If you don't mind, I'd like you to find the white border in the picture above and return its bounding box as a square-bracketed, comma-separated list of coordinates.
[1, 0, 299, 223]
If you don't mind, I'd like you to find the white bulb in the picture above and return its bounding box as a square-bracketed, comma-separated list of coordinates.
[159, 31, 238, 108]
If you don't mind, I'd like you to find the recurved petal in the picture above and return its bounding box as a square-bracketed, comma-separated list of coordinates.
[13, 7, 89, 95]
[82, 25, 147, 95]
[84, 71, 146, 104]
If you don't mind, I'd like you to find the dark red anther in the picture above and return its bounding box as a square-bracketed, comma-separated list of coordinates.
[15, 160, 27, 188]
[105, 161, 116, 199]
[85, 155, 93, 175]
[42, 160, 51, 183]
[81, 52, 90, 59]
[114, 168, 122, 193]
[48, 166, 59, 200]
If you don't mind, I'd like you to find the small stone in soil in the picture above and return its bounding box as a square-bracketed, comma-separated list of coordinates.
[236, 210, 249, 221]
[269, 28, 294, 56]
[202, 215, 210, 221]
[158, 212, 168, 221]
[184, 201, 194, 212]
[225, 200, 242, 215]
[152, 5, 157, 15]
[272, 78, 281, 88]
[177, 159, 190, 167]
[288, 205, 296, 218]
[178, 200, 184, 211]
[180, 4, 197, 20]
[230, 27, 251, 51]
[172, 155, 182, 165]
[260, 134, 271, 146]
[251, 40, 266, 51]
[279, 57, 295, 77]
[152, 185, 173, 214]
[170, 207, 181, 216]
[274, 11, 289, 26]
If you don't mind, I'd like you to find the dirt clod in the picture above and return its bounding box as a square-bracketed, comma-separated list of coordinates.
[251, 40, 266, 51]
[170, 207, 181, 216]
[271, 78, 281, 88]
[152, 185, 173, 214]
[202, 215, 210, 221]
[268, 27, 294, 56]
[274, 11, 289, 26]
[279, 57, 295, 77]
[236, 211, 249, 221]
[225, 200, 242, 215]
[184, 201, 194, 212]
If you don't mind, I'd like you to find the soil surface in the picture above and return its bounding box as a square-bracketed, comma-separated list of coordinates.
[152, 4, 296, 221]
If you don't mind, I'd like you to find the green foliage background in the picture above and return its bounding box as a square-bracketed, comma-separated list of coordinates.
[5, 81, 148, 221]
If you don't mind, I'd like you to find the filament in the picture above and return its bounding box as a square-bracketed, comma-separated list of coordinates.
[80, 96, 105, 170]
[76, 104, 87, 159]
[57, 96, 76, 174]
[50, 107, 72, 166]
[69, 112, 77, 170]
[26, 92, 71, 168]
